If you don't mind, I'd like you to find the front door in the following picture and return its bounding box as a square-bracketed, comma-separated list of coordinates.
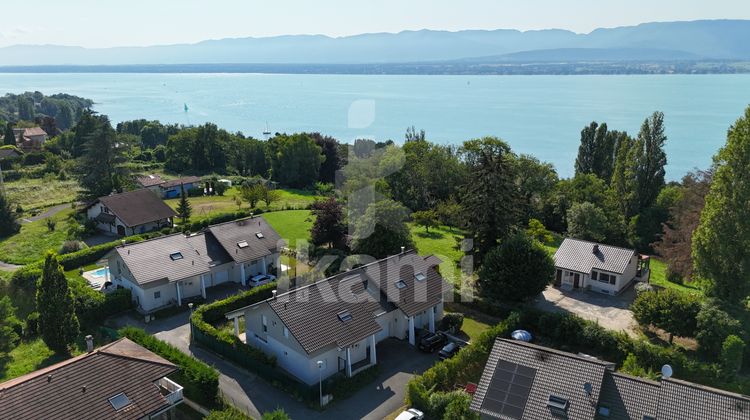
[573, 273, 581, 288]
[117, 225, 126, 236]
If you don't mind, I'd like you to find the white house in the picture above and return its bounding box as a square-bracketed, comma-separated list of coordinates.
[85, 189, 176, 236]
[225, 251, 449, 385]
[553, 238, 650, 295]
[105, 216, 282, 313]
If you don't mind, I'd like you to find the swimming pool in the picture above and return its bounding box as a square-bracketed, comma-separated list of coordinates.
[92, 267, 110, 278]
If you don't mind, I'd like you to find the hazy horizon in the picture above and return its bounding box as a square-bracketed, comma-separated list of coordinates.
[2, 0, 750, 48]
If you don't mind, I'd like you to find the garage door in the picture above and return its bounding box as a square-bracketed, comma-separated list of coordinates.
[213, 270, 229, 285]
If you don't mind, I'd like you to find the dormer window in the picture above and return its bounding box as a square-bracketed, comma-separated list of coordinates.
[237, 241, 249, 249]
[337, 310, 353, 322]
[415, 273, 427, 282]
[395, 280, 407, 289]
[169, 252, 183, 261]
[256, 232, 264, 239]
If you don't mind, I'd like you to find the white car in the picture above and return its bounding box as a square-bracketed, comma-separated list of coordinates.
[248, 274, 276, 288]
[395, 408, 424, 420]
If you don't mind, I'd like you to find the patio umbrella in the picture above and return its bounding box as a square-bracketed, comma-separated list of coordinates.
[511, 330, 532, 342]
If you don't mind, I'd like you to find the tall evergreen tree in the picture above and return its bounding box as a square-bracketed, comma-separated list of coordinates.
[693, 106, 750, 303]
[611, 134, 637, 217]
[575, 122, 623, 183]
[37, 252, 79, 354]
[0, 190, 20, 237]
[76, 113, 128, 198]
[460, 137, 519, 265]
[3, 122, 15, 146]
[627, 112, 668, 215]
[176, 184, 192, 224]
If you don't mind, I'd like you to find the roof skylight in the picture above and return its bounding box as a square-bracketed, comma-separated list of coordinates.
[395, 280, 407, 289]
[169, 252, 183, 261]
[255, 232, 264, 239]
[415, 272, 427, 282]
[337, 310, 353, 322]
[108, 392, 131, 411]
[237, 240, 249, 248]
[547, 395, 569, 412]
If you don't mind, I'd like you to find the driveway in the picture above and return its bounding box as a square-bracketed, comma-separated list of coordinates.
[532, 285, 638, 337]
[109, 292, 437, 419]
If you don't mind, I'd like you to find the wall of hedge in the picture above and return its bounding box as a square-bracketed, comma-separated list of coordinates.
[119, 326, 220, 408]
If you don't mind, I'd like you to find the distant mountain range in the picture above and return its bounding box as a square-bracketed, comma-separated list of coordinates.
[2, 20, 750, 70]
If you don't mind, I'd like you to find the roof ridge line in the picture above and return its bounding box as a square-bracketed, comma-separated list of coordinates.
[496, 338, 614, 367]
[562, 237, 638, 254]
[663, 377, 750, 401]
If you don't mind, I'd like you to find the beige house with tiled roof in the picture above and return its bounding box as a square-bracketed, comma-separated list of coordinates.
[85, 189, 176, 236]
[225, 250, 450, 385]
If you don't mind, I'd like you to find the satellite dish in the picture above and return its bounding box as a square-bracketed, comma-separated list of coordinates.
[583, 382, 593, 396]
[661, 364, 673, 379]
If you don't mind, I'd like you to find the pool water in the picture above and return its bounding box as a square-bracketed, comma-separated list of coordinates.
[93, 268, 110, 278]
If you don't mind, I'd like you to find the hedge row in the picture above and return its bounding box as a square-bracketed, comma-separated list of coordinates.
[119, 326, 220, 407]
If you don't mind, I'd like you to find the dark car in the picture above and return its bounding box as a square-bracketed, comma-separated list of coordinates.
[438, 342, 461, 360]
[418, 332, 446, 352]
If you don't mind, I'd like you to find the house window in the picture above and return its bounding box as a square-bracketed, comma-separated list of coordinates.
[154, 291, 161, 299]
[338, 310, 353, 322]
[169, 252, 183, 261]
[237, 241, 249, 249]
[415, 272, 427, 282]
[395, 280, 407, 289]
[256, 232, 264, 239]
[598, 406, 610, 417]
[591, 271, 598, 280]
[262, 315, 267, 333]
[108, 392, 131, 410]
[594, 271, 616, 285]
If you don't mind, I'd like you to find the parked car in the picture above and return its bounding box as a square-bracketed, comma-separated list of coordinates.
[395, 408, 424, 420]
[418, 332, 446, 353]
[438, 341, 461, 360]
[248, 274, 276, 288]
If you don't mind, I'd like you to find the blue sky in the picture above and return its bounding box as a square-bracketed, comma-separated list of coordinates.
[2, 0, 749, 48]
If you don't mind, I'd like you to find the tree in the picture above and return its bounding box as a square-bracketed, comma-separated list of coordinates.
[0, 296, 20, 355]
[240, 182, 264, 209]
[412, 210, 438, 232]
[513, 154, 558, 222]
[630, 289, 701, 343]
[693, 107, 750, 302]
[351, 199, 415, 259]
[566, 202, 608, 242]
[477, 232, 555, 303]
[654, 170, 712, 282]
[695, 304, 742, 356]
[176, 184, 192, 224]
[3, 122, 14, 146]
[526, 218, 553, 245]
[310, 197, 346, 248]
[75, 112, 128, 198]
[632, 111, 668, 213]
[720, 335, 745, 378]
[460, 137, 519, 266]
[261, 187, 281, 209]
[574, 122, 623, 183]
[308, 132, 341, 184]
[37, 252, 79, 354]
[268, 133, 324, 188]
[0, 190, 20, 237]
[435, 199, 463, 231]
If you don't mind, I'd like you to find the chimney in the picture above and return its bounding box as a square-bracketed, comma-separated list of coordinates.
[592, 244, 599, 254]
[47, 375, 52, 383]
[401, 246, 405, 254]
[272, 290, 277, 299]
[85, 335, 94, 352]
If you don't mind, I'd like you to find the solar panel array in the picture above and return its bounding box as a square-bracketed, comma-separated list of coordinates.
[481, 359, 537, 419]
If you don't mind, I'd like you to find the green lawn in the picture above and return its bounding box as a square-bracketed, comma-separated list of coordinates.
[460, 316, 492, 342]
[648, 257, 705, 296]
[4, 178, 81, 212]
[0, 208, 75, 264]
[262, 210, 314, 248]
[409, 224, 464, 264]
[165, 187, 321, 224]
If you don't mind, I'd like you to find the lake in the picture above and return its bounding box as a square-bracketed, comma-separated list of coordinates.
[1, 73, 748, 179]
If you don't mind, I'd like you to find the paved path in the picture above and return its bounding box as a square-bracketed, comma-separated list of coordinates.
[0, 260, 22, 271]
[22, 203, 70, 223]
[532, 285, 638, 337]
[110, 309, 435, 419]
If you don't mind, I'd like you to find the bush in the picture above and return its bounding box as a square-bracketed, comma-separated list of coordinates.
[120, 326, 220, 407]
[696, 304, 743, 357]
[630, 289, 701, 343]
[720, 335, 745, 378]
[440, 312, 464, 333]
[25, 312, 39, 337]
[59, 240, 83, 255]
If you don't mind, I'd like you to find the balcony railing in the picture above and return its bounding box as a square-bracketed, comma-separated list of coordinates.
[157, 377, 184, 405]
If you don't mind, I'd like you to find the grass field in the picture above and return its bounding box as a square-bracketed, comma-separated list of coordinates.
[262, 210, 314, 248]
[648, 257, 705, 296]
[410, 224, 464, 264]
[165, 187, 321, 224]
[0, 208, 75, 264]
[4, 178, 81, 212]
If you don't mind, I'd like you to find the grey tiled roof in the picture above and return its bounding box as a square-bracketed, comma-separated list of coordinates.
[160, 176, 202, 189]
[554, 238, 635, 275]
[596, 372, 659, 420]
[657, 378, 750, 419]
[208, 217, 282, 264]
[135, 174, 164, 187]
[471, 339, 610, 420]
[187, 232, 232, 267]
[95, 189, 176, 227]
[115, 233, 210, 286]
[0, 338, 177, 420]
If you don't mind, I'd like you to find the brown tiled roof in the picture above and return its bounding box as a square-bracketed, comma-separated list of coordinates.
[471, 339, 610, 420]
[186, 232, 233, 267]
[208, 217, 282, 264]
[23, 127, 48, 137]
[0, 338, 177, 420]
[554, 238, 635, 275]
[115, 233, 210, 286]
[160, 176, 202, 189]
[596, 371, 659, 419]
[96, 189, 176, 227]
[656, 378, 750, 419]
[136, 174, 164, 187]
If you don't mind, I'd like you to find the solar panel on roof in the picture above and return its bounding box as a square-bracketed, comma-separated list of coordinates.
[481, 360, 536, 419]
